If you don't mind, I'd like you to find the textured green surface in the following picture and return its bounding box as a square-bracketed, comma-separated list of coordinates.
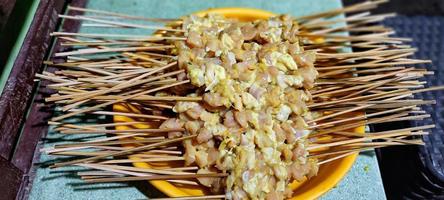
[28, 0, 386, 199]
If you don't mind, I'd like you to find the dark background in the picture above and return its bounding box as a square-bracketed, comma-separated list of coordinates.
[345, 0, 444, 15]
[344, 0, 444, 199]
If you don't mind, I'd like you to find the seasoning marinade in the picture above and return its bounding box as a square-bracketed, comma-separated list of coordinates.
[159, 14, 319, 200]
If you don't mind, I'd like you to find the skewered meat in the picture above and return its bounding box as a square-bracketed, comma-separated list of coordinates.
[170, 14, 318, 200]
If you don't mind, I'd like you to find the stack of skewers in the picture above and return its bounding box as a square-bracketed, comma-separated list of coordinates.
[36, 0, 444, 199]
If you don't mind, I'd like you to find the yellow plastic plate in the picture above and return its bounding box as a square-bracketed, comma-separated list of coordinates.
[113, 8, 364, 200]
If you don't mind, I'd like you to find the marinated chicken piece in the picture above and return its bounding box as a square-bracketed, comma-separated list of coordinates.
[273, 123, 286, 143]
[292, 143, 308, 161]
[281, 122, 297, 144]
[266, 86, 282, 108]
[282, 21, 299, 43]
[249, 83, 266, 100]
[203, 138, 216, 149]
[224, 111, 241, 128]
[232, 187, 249, 200]
[267, 66, 280, 78]
[187, 64, 205, 87]
[183, 139, 196, 166]
[186, 31, 203, 48]
[265, 190, 282, 200]
[234, 49, 257, 63]
[231, 61, 250, 80]
[159, 118, 183, 138]
[197, 128, 213, 144]
[177, 71, 187, 81]
[199, 110, 221, 125]
[241, 23, 258, 41]
[276, 104, 292, 122]
[185, 104, 204, 119]
[306, 160, 319, 178]
[204, 93, 226, 107]
[204, 62, 227, 91]
[298, 64, 318, 89]
[258, 109, 272, 128]
[184, 120, 201, 135]
[206, 38, 221, 54]
[173, 102, 200, 113]
[234, 111, 249, 128]
[233, 94, 244, 111]
[221, 33, 235, 51]
[196, 168, 220, 187]
[285, 88, 309, 115]
[292, 51, 316, 68]
[191, 47, 206, 60]
[282, 147, 293, 162]
[195, 150, 209, 167]
[245, 110, 259, 128]
[263, 52, 298, 71]
[208, 147, 219, 165]
[221, 52, 237, 68]
[255, 71, 271, 86]
[241, 92, 259, 110]
[288, 159, 318, 182]
[227, 26, 245, 49]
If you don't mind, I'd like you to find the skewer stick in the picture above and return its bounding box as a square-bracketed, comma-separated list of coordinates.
[62, 110, 169, 120]
[66, 62, 178, 104]
[51, 135, 196, 168]
[296, 0, 387, 21]
[58, 15, 184, 32]
[312, 105, 416, 128]
[318, 151, 356, 165]
[55, 45, 174, 57]
[61, 128, 184, 134]
[79, 163, 194, 175]
[55, 134, 159, 148]
[67, 6, 179, 22]
[308, 131, 413, 151]
[100, 157, 185, 164]
[51, 80, 188, 121]
[84, 173, 228, 183]
[57, 138, 164, 147]
[77, 163, 198, 186]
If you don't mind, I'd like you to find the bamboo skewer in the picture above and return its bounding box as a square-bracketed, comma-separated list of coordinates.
[67, 6, 179, 22]
[84, 173, 228, 183]
[51, 135, 196, 168]
[60, 128, 184, 134]
[77, 163, 199, 186]
[51, 79, 188, 121]
[56, 135, 162, 148]
[55, 45, 175, 57]
[58, 15, 184, 32]
[65, 62, 179, 103]
[318, 152, 357, 165]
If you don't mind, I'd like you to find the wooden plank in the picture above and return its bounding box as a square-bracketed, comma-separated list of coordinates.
[11, 0, 88, 198]
[0, 0, 86, 199]
[0, 156, 23, 200]
[9, 0, 62, 172]
[0, 0, 52, 160]
[11, 0, 87, 173]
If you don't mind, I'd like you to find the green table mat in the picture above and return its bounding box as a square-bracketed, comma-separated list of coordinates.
[28, 0, 386, 199]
